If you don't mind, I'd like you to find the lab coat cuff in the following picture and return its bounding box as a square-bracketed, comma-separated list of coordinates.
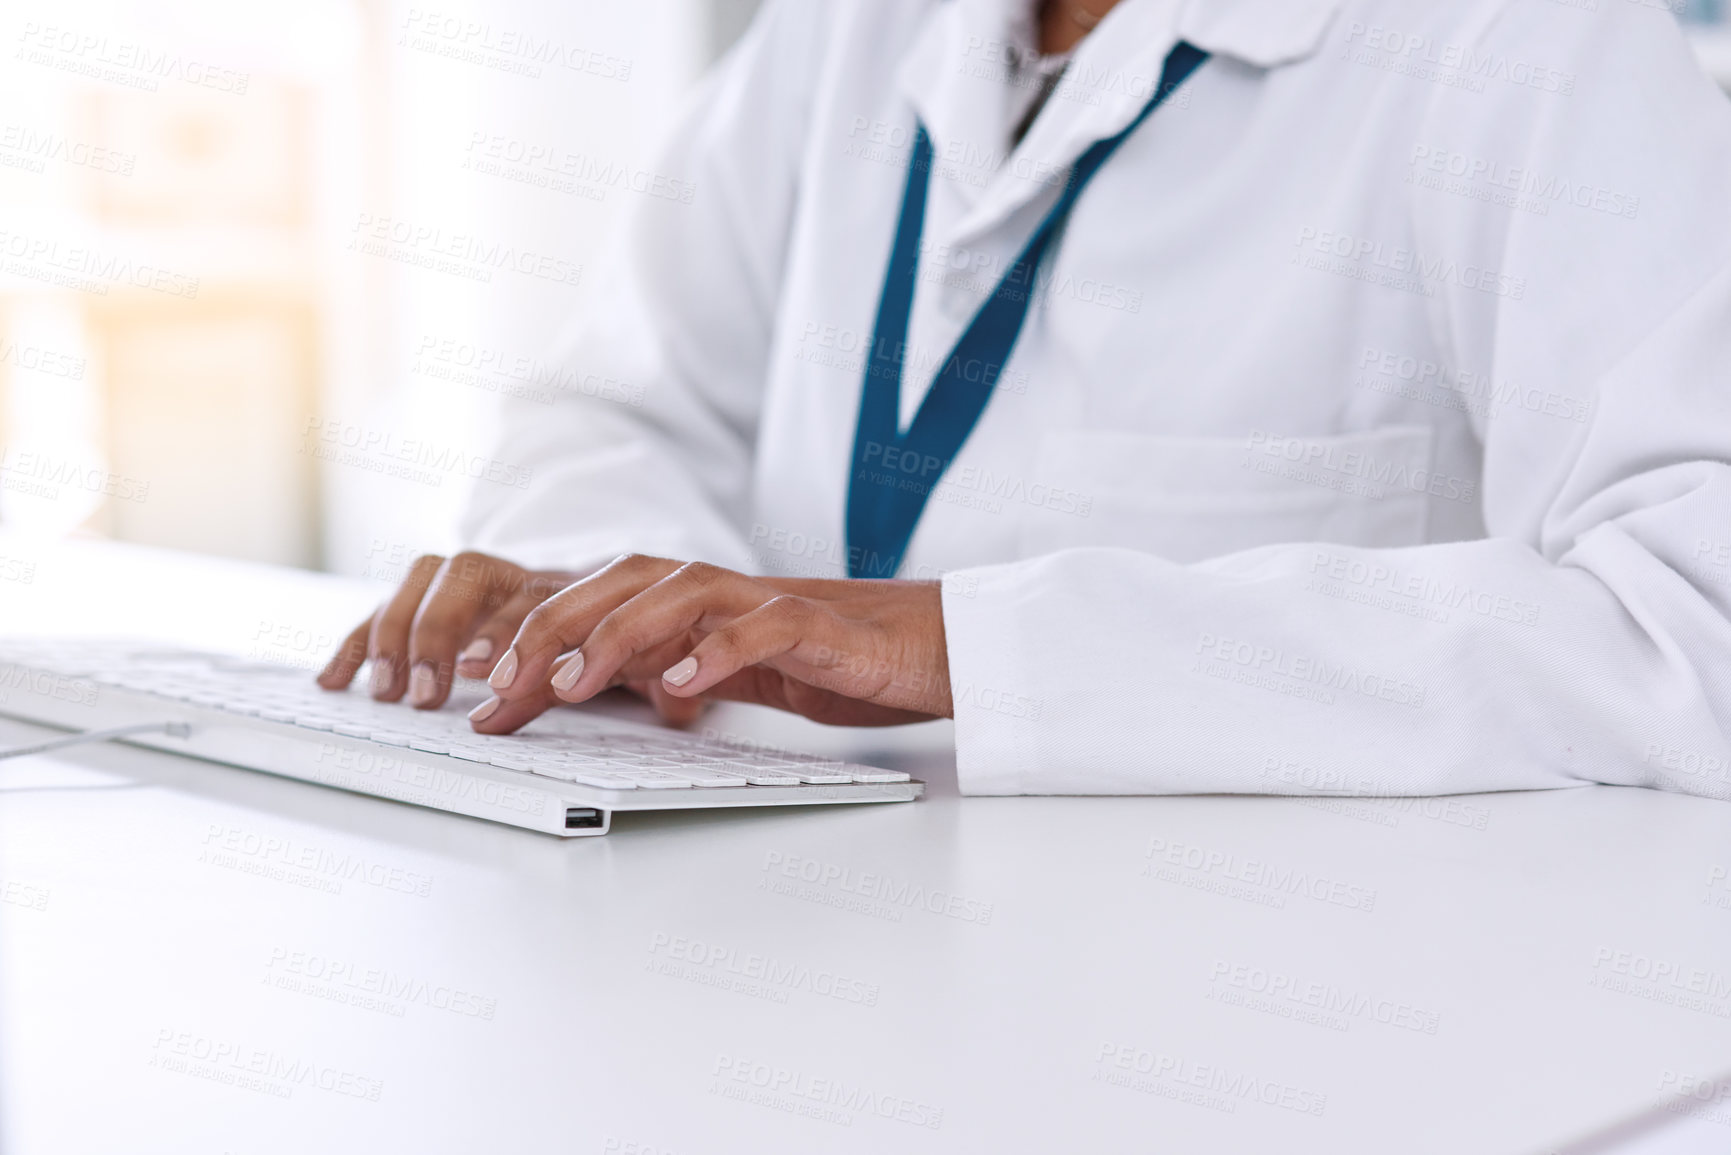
[940, 562, 1046, 795]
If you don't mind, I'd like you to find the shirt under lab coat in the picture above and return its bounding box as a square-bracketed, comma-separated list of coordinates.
[461, 0, 1731, 801]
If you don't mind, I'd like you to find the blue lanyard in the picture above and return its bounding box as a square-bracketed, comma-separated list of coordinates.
[844, 41, 1208, 579]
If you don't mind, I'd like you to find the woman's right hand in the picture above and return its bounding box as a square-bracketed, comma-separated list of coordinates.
[316, 552, 580, 712]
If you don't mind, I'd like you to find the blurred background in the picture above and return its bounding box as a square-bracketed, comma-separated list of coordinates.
[0, 0, 1725, 582]
[0, 0, 760, 579]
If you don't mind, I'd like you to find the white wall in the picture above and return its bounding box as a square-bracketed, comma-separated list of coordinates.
[315, 0, 725, 579]
[0, 0, 742, 577]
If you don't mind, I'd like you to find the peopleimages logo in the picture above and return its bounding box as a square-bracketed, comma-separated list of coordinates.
[1588, 946, 1731, 1017]
[0, 665, 97, 706]
[795, 320, 1031, 395]
[759, 851, 994, 925]
[0, 337, 86, 379]
[1145, 837, 1378, 912]
[414, 335, 645, 407]
[0, 879, 50, 911]
[0, 228, 200, 298]
[1245, 429, 1478, 504]
[302, 419, 533, 489]
[397, 10, 633, 81]
[647, 932, 880, 1007]
[1307, 550, 1541, 627]
[1207, 960, 1442, 1034]
[265, 947, 497, 1019]
[1408, 145, 1640, 220]
[150, 1028, 383, 1101]
[312, 744, 548, 816]
[14, 22, 252, 94]
[854, 441, 1093, 518]
[1193, 631, 1427, 710]
[1341, 22, 1575, 95]
[347, 214, 583, 285]
[1093, 1043, 1327, 1116]
[462, 132, 693, 203]
[0, 124, 135, 175]
[0, 446, 150, 503]
[1355, 345, 1591, 424]
[200, 824, 435, 897]
[1292, 226, 1525, 300]
[711, 1055, 943, 1130]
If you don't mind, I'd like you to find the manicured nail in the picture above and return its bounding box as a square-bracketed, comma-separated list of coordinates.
[409, 662, 438, 706]
[488, 647, 518, 690]
[468, 696, 500, 722]
[458, 638, 494, 665]
[662, 656, 698, 687]
[369, 660, 394, 696]
[551, 651, 585, 693]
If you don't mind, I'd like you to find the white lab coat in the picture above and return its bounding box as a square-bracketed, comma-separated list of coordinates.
[463, 0, 1731, 801]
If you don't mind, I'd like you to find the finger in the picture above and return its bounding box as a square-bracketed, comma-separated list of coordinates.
[546, 562, 774, 704]
[489, 554, 684, 699]
[316, 617, 373, 690]
[654, 602, 844, 699]
[366, 554, 445, 702]
[642, 677, 708, 728]
[406, 552, 525, 710]
[622, 676, 707, 724]
[453, 589, 546, 680]
[465, 681, 561, 736]
[699, 666, 934, 726]
[656, 595, 823, 697]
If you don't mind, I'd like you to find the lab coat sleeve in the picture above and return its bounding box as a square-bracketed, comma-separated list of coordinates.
[458, 0, 824, 572]
[942, 7, 1731, 799]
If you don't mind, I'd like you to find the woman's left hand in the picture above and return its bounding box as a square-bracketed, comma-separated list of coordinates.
[468, 554, 953, 734]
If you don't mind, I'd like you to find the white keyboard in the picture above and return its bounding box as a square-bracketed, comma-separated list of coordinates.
[0, 638, 921, 836]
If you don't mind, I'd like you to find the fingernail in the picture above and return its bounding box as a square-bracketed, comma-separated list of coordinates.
[662, 656, 698, 687]
[458, 638, 494, 665]
[487, 647, 518, 690]
[468, 696, 500, 722]
[409, 662, 438, 706]
[551, 651, 585, 693]
[369, 660, 393, 696]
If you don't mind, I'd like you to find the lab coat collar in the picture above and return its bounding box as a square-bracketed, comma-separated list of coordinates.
[898, 0, 1345, 242]
[894, 0, 1027, 215]
[1174, 0, 1347, 69]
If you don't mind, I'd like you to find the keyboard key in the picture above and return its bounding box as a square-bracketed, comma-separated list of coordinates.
[849, 769, 913, 784]
[722, 761, 803, 786]
[786, 762, 855, 785]
[652, 766, 751, 788]
[523, 762, 584, 782]
[559, 771, 640, 790]
[609, 769, 698, 790]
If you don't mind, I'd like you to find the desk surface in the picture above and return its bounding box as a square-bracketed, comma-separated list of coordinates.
[0, 535, 1728, 1155]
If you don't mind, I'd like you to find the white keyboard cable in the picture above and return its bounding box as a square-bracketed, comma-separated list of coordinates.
[0, 721, 192, 760]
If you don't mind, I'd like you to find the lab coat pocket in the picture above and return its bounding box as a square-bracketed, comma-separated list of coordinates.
[1019, 426, 1436, 564]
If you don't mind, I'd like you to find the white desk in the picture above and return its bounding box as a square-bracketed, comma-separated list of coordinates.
[1, 536, 1728, 1155]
